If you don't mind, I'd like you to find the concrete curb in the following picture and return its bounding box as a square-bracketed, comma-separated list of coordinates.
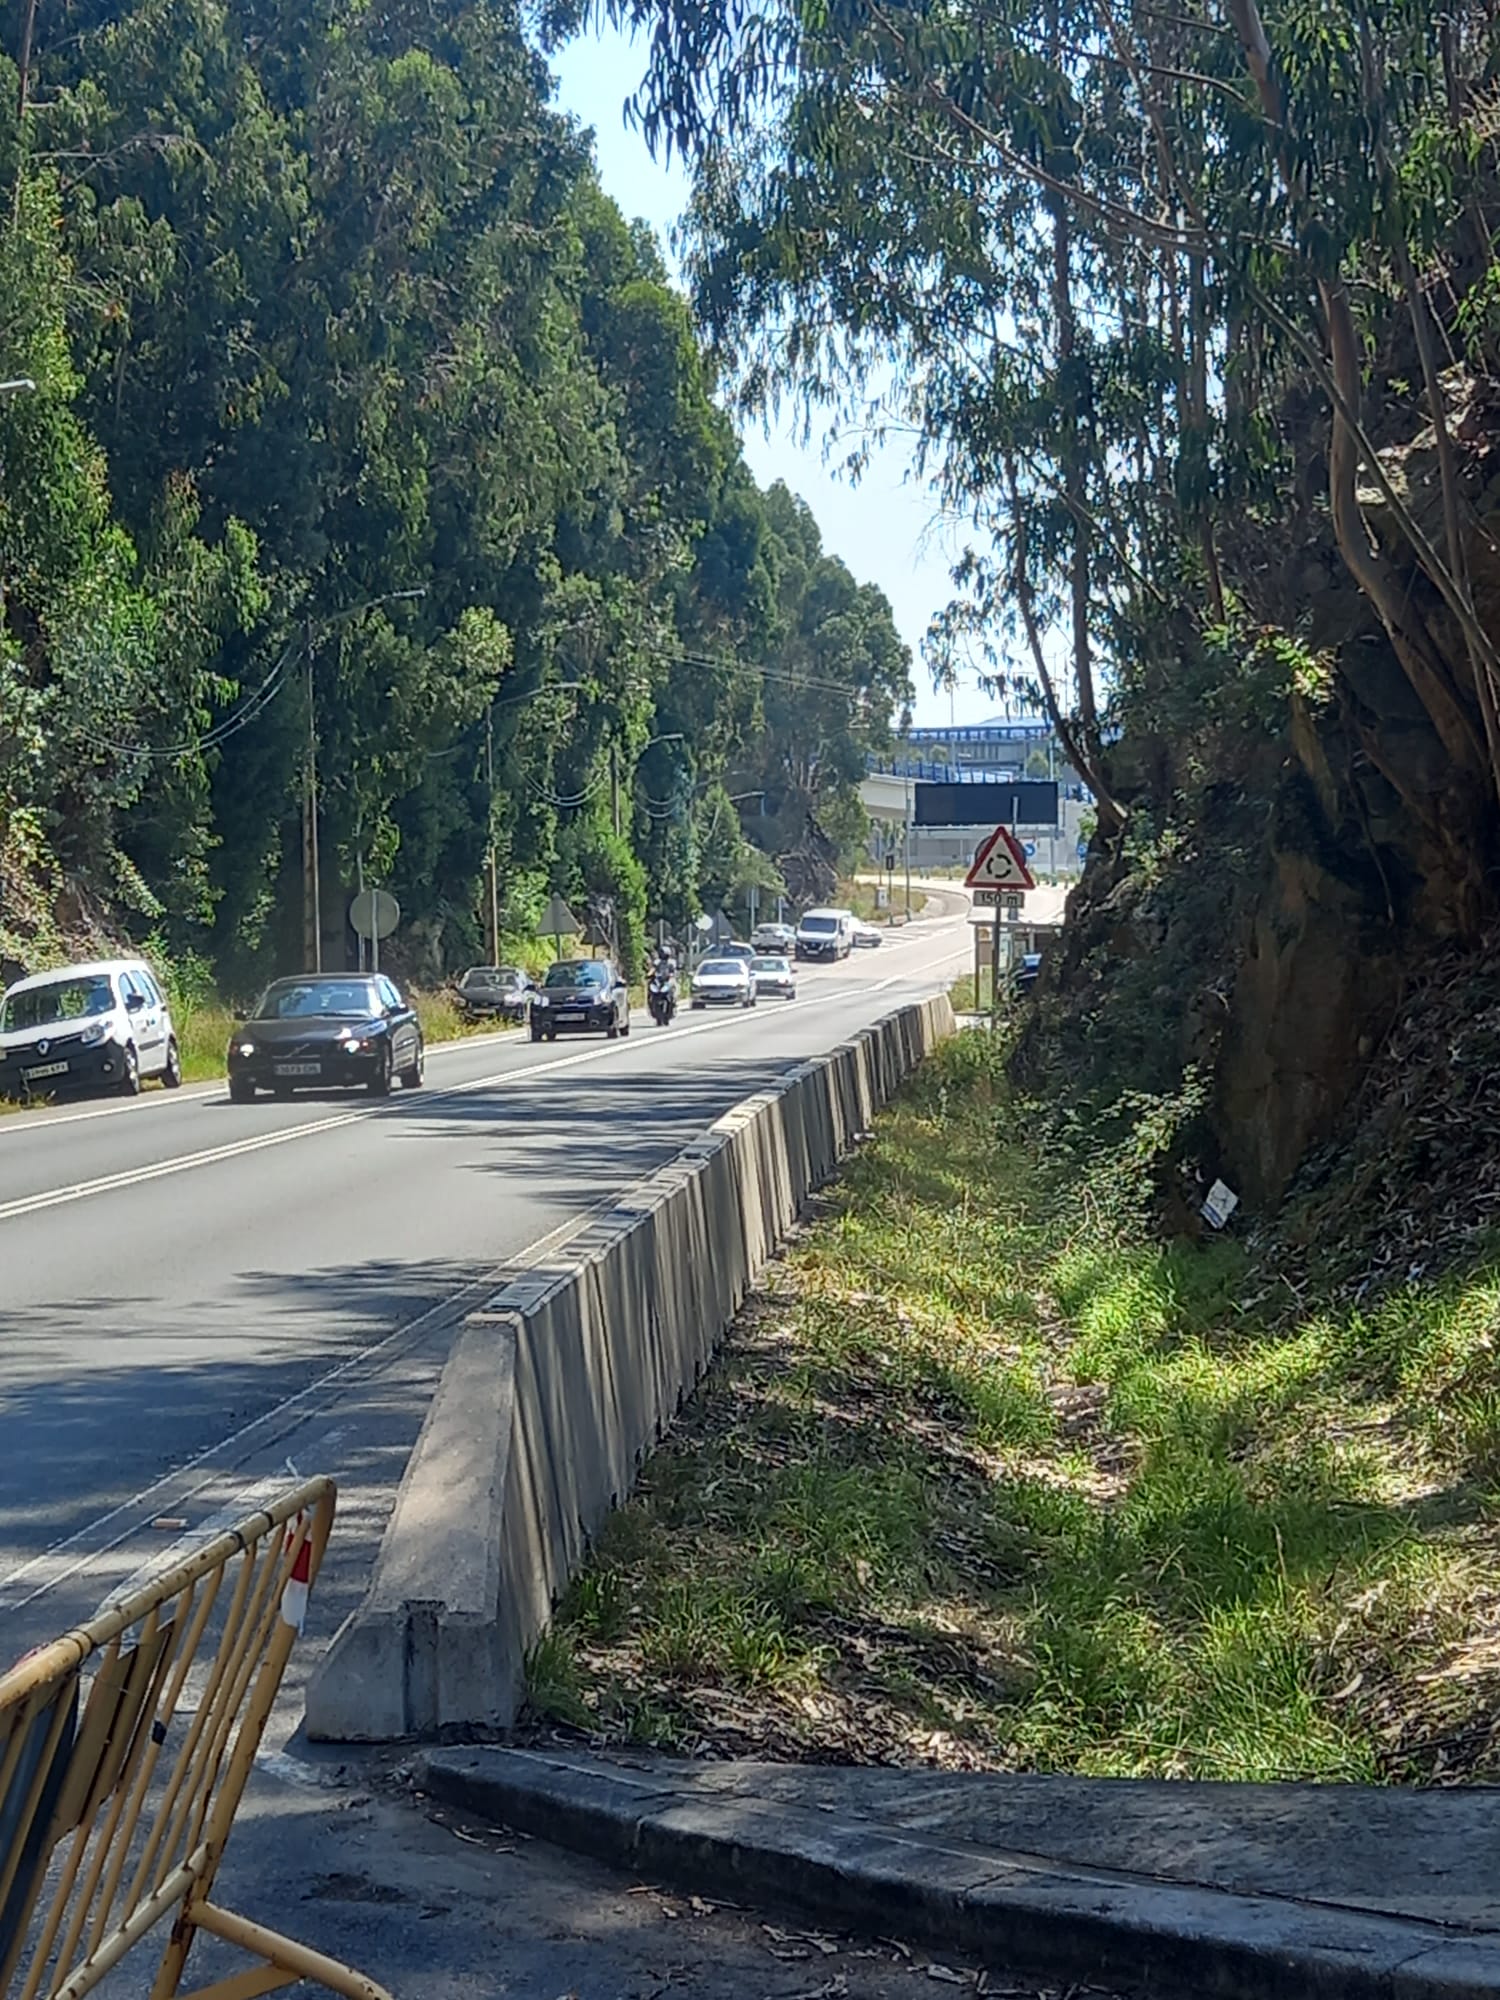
[307, 993, 954, 1742]
[418, 1749, 1500, 2000]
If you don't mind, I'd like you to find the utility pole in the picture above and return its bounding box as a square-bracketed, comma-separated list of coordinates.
[303, 628, 322, 972]
[610, 742, 621, 839]
[485, 709, 501, 965]
[355, 845, 366, 974]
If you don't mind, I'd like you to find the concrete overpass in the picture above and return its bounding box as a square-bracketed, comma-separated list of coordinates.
[858, 770, 1089, 877]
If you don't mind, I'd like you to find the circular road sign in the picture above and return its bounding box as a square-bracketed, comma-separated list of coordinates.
[349, 888, 400, 941]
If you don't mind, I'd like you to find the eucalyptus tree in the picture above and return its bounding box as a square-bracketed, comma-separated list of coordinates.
[569, 0, 1500, 888]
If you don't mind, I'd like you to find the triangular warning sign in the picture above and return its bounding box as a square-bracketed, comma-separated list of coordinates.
[537, 893, 580, 937]
[965, 825, 1036, 892]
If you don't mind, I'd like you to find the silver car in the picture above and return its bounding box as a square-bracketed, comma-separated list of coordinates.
[691, 957, 756, 1008]
[750, 954, 797, 1000]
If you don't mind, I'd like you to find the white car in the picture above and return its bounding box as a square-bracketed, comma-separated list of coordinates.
[751, 954, 797, 999]
[795, 907, 854, 961]
[0, 958, 181, 1099]
[691, 957, 756, 1008]
[851, 920, 884, 949]
[751, 921, 796, 953]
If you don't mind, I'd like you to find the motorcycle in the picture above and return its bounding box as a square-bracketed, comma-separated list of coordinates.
[647, 969, 678, 1026]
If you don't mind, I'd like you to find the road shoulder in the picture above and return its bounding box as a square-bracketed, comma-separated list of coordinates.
[420, 1744, 1500, 2000]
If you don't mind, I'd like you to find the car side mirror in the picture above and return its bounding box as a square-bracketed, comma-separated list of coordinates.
[125, 992, 145, 1013]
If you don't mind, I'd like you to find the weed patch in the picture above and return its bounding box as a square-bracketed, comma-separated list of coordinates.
[527, 1031, 1500, 1780]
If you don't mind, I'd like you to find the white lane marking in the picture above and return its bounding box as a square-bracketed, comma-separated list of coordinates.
[0, 919, 959, 1140]
[0, 945, 970, 1612]
[0, 1107, 372, 1222]
[0, 928, 968, 1223]
[0, 1202, 613, 1611]
[0, 1023, 530, 1139]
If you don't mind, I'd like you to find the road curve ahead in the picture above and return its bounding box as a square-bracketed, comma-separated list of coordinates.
[0, 903, 969, 1659]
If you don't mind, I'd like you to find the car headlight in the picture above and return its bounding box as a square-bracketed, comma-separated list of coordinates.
[79, 1021, 114, 1048]
[339, 1032, 370, 1052]
[236, 1041, 256, 1057]
[532, 994, 549, 1008]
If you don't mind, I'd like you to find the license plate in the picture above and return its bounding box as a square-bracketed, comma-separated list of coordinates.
[556, 1011, 586, 1023]
[23, 1061, 68, 1081]
[274, 1061, 322, 1076]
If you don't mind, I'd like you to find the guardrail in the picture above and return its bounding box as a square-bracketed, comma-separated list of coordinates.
[0, 1476, 390, 2000]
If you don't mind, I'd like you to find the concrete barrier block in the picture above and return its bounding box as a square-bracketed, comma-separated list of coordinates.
[306, 1314, 519, 1739]
[312, 997, 957, 1739]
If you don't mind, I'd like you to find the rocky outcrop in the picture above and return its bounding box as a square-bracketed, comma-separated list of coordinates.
[1037, 372, 1500, 1212]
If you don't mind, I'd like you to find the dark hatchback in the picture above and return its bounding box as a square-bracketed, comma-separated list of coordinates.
[529, 958, 631, 1041]
[227, 973, 424, 1101]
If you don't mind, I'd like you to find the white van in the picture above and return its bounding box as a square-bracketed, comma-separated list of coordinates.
[795, 907, 854, 962]
[0, 958, 181, 1098]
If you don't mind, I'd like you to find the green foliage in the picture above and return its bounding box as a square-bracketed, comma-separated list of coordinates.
[0, 3, 909, 983]
[575, 0, 1495, 822]
[541, 1033, 1495, 1780]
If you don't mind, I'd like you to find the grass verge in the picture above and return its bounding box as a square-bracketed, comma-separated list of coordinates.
[528, 1030, 1500, 1781]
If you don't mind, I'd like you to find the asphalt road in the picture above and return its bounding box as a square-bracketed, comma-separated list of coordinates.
[0, 904, 969, 1663]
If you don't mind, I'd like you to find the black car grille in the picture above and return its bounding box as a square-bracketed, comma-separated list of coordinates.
[3, 1028, 87, 1061]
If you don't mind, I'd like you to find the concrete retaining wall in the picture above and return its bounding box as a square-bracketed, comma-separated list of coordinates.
[306, 993, 955, 1741]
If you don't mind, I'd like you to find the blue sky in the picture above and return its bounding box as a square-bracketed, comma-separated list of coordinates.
[548, 23, 998, 727]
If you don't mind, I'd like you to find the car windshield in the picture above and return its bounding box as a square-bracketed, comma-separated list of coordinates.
[800, 916, 836, 933]
[1, 975, 116, 1033]
[254, 979, 381, 1020]
[698, 960, 742, 977]
[751, 957, 787, 973]
[462, 967, 518, 987]
[545, 961, 607, 990]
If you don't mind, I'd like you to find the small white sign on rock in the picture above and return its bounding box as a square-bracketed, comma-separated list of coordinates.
[1202, 1178, 1239, 1230]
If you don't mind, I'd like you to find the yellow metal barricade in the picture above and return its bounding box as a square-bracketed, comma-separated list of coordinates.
[0, 1477, 391, 2000]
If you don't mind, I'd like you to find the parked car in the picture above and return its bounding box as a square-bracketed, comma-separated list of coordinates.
[851, 919, 884, 949]
[0, 958, 181, 1099]
[1012, 952, 1044, 998]
[530, 957, 631, 1040]
[691, 957, 756, 1008]
[751, 921, 796, 953]
[750, 954, 797, 1000]
[716, 940, 756, 962]
[795, 908, 853, 961]
[227, 973, 423, 1101]
[454, 965, 533, 1022]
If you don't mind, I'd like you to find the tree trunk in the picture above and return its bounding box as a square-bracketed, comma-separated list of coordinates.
[1050, 193, 1113, 826]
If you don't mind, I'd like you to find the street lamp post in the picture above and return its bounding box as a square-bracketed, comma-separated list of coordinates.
[485, 710, 501, 965]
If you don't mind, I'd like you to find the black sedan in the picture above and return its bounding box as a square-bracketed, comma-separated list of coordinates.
[227, 974, 424, 1101]
[529, 958, 631, 1040]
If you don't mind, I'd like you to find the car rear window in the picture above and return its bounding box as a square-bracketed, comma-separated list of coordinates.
[698, 960, 742, 976]
[751, 957, 787, 972]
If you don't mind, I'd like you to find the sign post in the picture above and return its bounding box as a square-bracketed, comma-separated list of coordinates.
[348, 887, 400, 977]
[964, 826, 1035, 1027]
[537, 893, 580, 961]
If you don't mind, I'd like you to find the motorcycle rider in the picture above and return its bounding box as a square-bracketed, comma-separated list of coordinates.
[648, 942, 678, 1022]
